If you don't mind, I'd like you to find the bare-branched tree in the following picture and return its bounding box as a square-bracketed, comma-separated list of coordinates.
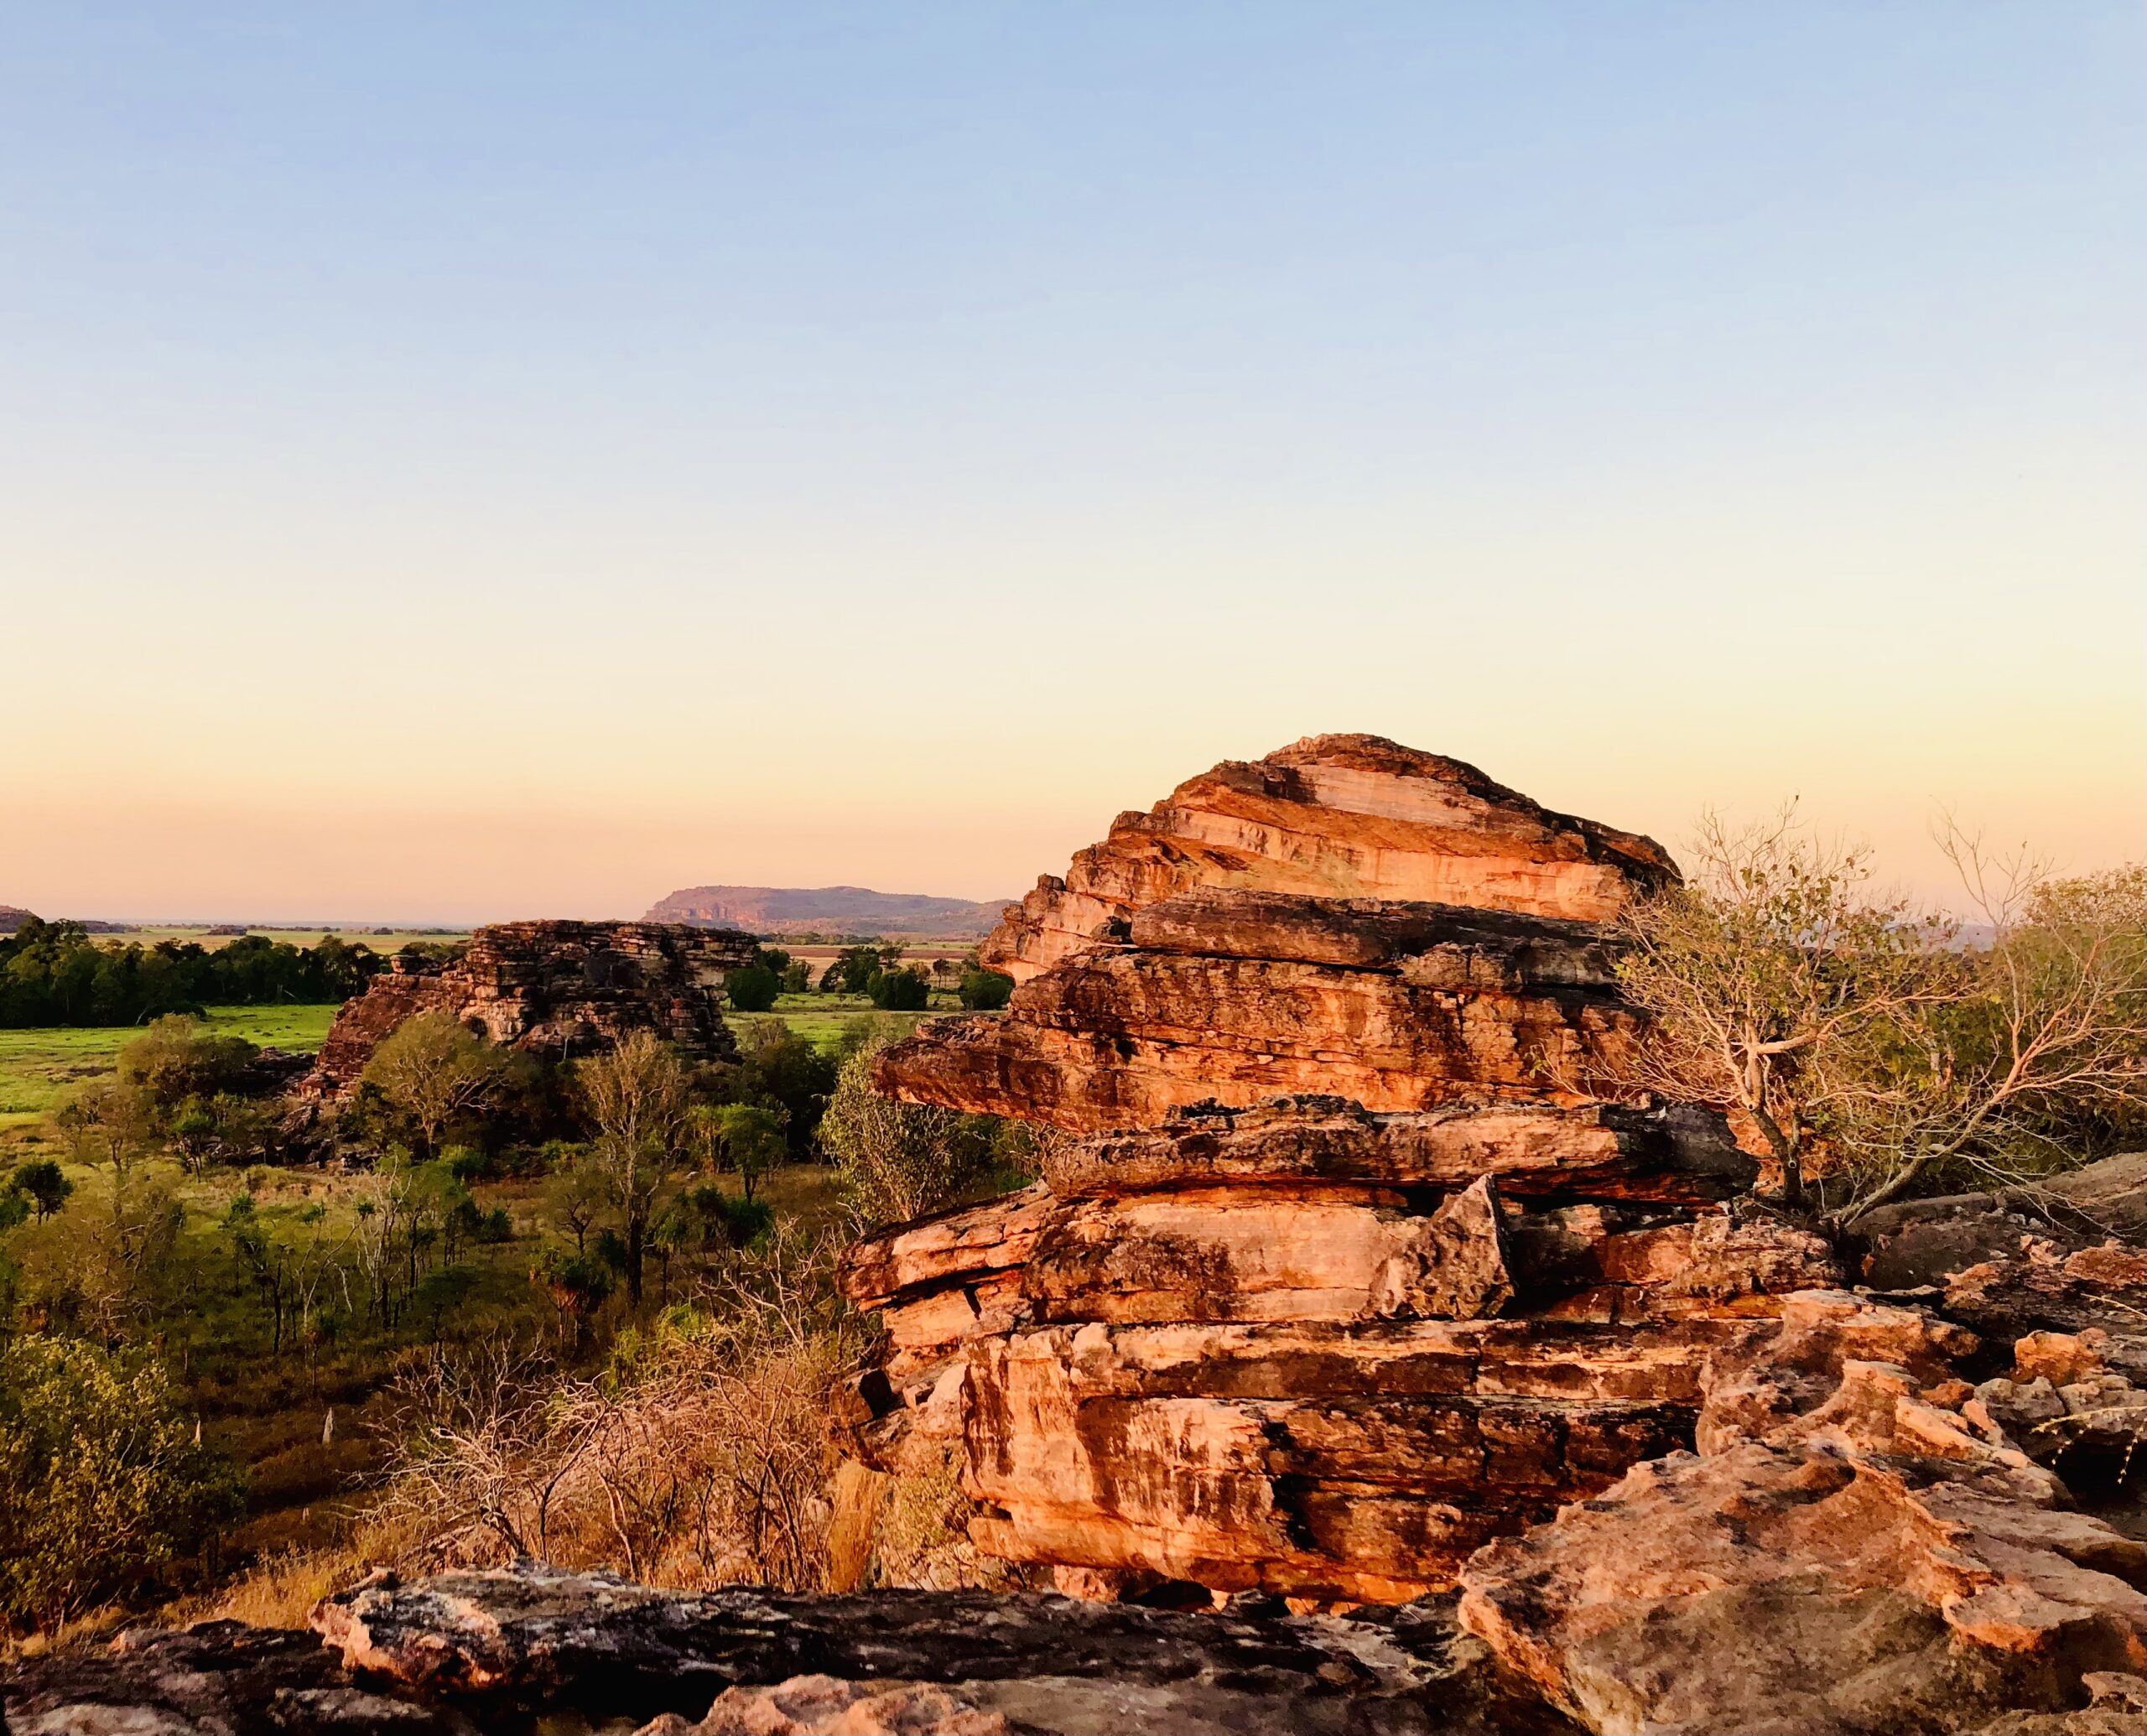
[1812, 832, 2144, 1219]
[1593, 805, 1936, 1206]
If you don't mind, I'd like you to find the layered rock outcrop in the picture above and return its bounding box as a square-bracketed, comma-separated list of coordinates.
[879, 740, 1676, 1134]
[294, 920, 759, 1102]
[978, 735, 1677, 983]
[840, 735, 2144, 1736]
[842, 739, 1840, 1603]
[842, 1097, 1837, 1603]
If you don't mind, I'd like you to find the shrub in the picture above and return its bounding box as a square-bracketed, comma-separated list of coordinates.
[725, 965, 781, 1013]
[866, 966, 931, 1012]
[819, 1029, 991, 1225]
[957, 969, 1014, 1011]
[0, 1337, 243, 1629]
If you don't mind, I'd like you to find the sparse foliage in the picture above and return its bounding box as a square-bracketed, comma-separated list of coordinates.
[361, 1013, 513, 1156]
[0, 1336, 242, 1629]
[820, 1023, 992, 1225]
[576, 1033, 694, 1307]
[1589, 806, 1934, 1206]
[1812, 837, 2144, 1218]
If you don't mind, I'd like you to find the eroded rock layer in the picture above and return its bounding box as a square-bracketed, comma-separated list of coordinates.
[298, 919, 759, 1100]
[877, 893, 1653, 1135]
[840, 1097, 1841, 1595]
[980, 735, 1677, 982]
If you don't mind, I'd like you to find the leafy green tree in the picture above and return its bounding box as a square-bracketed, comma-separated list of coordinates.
[222, 1193, 302, 1354]
[542, 1144, 610, 1255]
[532, 1245, 613, 1344]
[576, 1033, 694, 1307]
[56, 1079, 159, 1215]
[0, 1336, 243, 1629]
[703, 1104, 787, 1203]
[361, 1012, 513, 1156]
[820, 1027, 993, 1225]
[117, 1016, 257, 1110]
[726, 1023, 838, 1156]
[780, 959, 812, 994]
[725, 964, 781, 1012]
[824, 946, 881, 995]
[8, 1159, 71, 1224]
[867, 965, 932, 1011]
[958, 968, 1015, 1011]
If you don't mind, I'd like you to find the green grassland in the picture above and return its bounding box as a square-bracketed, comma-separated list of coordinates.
[0, 1004, 341, 1130]
[727, 990, 973, 1055]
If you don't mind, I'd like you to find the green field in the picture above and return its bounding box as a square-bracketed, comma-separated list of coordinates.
[0, 1004, 340, 1128]
[727, 991, 975, 1055]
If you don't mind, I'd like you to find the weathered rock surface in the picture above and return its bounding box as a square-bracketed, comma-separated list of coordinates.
[979, 735, 1676, 982]
[960, 1318, 1739, 1601]
[841, 1085, 1836, 1598]
[1046, 1098, 1757, 1207]
[879, 742, 1684, 1136]
[3, 1568, 1582, 1735]
[876, 907, 1650, 1136]
[1456, 1292, 2147, 1735]
[296, 920, 759, 1102]
[0, 1619, 471, 1734]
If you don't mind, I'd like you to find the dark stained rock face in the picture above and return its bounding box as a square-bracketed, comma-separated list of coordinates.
[0, 1619, 474, 1733]
[839, 1094, 1838, 1596]
[875, 900, 1655, 1137]
[0, 1567, 1586, 1735]
[294, 919, 760, 1103]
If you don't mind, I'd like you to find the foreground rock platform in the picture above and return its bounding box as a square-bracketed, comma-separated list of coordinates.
[0, 1569, 1578, 1736]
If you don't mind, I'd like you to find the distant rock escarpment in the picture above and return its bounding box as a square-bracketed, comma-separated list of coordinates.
[644, 884, 1012, 939]
[294, 919, 759, 1102]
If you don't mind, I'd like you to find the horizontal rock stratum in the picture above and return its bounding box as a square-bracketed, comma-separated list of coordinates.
[980, 734, 1676, 983]
[873, 736, 1676, 1134]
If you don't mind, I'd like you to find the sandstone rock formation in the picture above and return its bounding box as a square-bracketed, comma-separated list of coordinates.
[294, 919, 760, 1102]
[845, 741, 1814, 1601]
[1456, 1289, 2147, 1736]
[841, 1094, 1836, 1603]
[877, 891, 1658, 1134]
[979, 735, 1677, 984]
[877, 740, 1681, 1135]
[834, 739, 2144, 1736]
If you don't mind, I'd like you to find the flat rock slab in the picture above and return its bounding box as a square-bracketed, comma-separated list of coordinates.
[0, 1619, 474, 1735]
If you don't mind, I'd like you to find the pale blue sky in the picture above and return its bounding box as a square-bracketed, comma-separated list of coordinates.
[3, 5, 2141, 921]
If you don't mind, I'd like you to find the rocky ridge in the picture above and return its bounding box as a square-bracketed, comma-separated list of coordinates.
[294, 919, 760, 1104]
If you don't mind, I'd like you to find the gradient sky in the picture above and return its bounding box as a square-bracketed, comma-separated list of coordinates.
[3, 3, 2141, 924]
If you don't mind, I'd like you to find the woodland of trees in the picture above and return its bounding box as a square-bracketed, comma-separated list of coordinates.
[0, 920, 392, 1027]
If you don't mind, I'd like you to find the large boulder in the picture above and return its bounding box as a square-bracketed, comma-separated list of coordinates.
[1456, 1293, 2147, 1735]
